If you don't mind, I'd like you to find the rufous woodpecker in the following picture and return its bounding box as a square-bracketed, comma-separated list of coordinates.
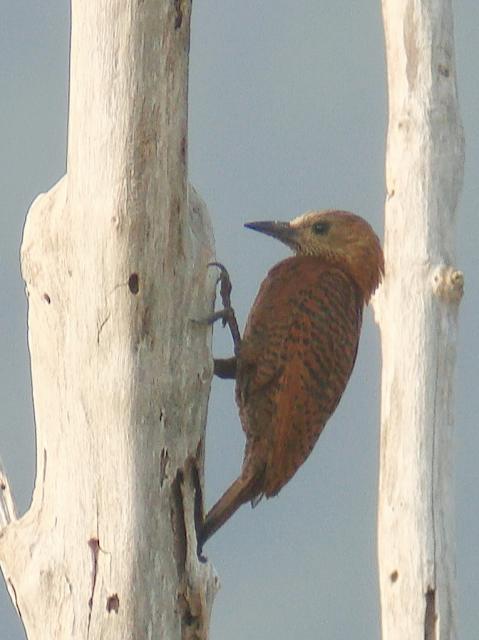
[199, 210, 384, 551]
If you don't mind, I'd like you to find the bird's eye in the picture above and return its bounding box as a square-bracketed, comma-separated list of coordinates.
[312, 221, 330, 235]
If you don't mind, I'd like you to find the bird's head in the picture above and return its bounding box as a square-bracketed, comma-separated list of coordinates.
[245, 210, 384, 302]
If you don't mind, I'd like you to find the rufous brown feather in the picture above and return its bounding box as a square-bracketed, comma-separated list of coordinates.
[198, 210, 384, 551]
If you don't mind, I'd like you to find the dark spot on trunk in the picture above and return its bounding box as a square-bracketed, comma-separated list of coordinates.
[43, 293, 51, 304]
[438, 64, 450, 77]
[106, 593, 119, 613]
[180, 135, 187, 164]
[390, 570, 398, 583]
[128, 273, 139, 294]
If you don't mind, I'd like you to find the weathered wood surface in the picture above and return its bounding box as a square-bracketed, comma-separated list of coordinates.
[0, 2, 218, 638]
[376, 1, 464, 638]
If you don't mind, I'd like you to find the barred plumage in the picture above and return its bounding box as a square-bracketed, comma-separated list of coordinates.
[199, 210, 384, 550]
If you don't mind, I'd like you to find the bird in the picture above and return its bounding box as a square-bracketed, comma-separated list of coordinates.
[198, 209, 384, 551]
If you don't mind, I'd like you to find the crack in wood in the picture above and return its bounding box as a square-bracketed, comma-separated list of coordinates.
[97, 313, 111, 344]
[171, 455, 211, 638]
[173, 0, 183, 29]
[160, 448, 169, 487]
[191, 458, 203, 557]
[87, 538, 100, 637]
[170, 470, 187, 580]
[7, 578, 23, 622]
[177, 591, 202, 640]
[424, 588, 437, 640]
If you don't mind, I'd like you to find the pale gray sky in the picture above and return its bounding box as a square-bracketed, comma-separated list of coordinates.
[1, 2, 478, 638]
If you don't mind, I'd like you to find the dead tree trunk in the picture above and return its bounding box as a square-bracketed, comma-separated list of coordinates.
[0, 1, 218, 638]
[376, 1, 464, 638]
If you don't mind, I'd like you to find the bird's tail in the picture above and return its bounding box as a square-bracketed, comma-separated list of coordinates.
[198, 465, 264, 552]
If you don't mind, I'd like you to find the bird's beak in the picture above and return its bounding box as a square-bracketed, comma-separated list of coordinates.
[244, 220, 297, 248]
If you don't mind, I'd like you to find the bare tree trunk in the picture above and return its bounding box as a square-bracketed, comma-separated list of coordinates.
[376, 1, 464, 638]
[0, 1, 218, 638]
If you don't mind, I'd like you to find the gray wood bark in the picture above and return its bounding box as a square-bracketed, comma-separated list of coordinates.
[0, 1, 218, 638]
[376, 1, 464, 638]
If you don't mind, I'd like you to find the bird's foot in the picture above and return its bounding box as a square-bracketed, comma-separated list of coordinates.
[206, 262, 242, 356]
[213, 356, 237, 379]
[196, 538, 208, 562]
[199, 307, 235, 327]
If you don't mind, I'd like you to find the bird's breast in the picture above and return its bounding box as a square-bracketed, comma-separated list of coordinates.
[235, 256, 364, 496]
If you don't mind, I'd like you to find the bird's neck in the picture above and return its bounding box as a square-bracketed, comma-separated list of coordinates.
[273, 253, 381, 304]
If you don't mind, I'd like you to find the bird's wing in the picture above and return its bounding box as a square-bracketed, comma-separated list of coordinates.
[237, 257, 363, 496]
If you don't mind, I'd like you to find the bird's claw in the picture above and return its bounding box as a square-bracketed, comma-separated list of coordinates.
[208, 262, 233, 313]
[207, 262, 241, 355]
